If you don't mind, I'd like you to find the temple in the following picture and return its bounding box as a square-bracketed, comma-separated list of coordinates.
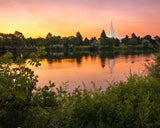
[108, 21, 116, 38]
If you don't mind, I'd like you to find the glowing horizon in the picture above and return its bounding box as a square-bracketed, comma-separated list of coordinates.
[0, 0, 160, 38]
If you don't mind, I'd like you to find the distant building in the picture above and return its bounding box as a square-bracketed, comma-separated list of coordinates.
[108, 21, 116, 38]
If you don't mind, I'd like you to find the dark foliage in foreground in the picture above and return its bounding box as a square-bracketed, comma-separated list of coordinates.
[0, 49, 160, 128]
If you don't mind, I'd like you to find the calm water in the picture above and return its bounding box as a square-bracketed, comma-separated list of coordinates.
[31, 51, 155, 91]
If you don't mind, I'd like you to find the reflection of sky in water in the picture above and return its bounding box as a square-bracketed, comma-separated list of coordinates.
[33, 53, 155, 92]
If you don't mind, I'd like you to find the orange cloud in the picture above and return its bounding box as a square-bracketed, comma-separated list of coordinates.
[0, 0, 159, 38]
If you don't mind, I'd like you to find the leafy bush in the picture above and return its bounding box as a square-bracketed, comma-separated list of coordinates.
[57, 75, 160, 128]
[0, 50, 160, 128]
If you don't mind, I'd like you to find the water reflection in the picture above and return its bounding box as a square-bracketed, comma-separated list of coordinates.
[33, 51, 155, 91]
[100, 58, 106, 68]
[0, 49, 155, 91]
[44, 50, 154, 70]
[108, 58, 115, 74]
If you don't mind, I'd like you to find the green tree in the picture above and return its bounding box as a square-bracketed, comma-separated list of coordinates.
[52, 36, 62, 45]
[154, 36, 160, 41]
[35, 37, 45, 46]
[142, 39, 152, 48]
[75, 32, 83, 46]
[131, 33, 141, 44]
[99, 37, 107, 46]
[0, 47, 48, 128]
[90, 40, 101, 50]
[25, 37, 35, 47]
[128, 38, 138, 45]
[90, 37, 97, 44]
[62, 37, 70, 47]
[122, 35, 129, 45]
[68, 36, 76, 46]
[106, 37, 116, 47]
[144, 35, 152, 42]
[84, 38, 90, 45]
[115, 38, 120, 46]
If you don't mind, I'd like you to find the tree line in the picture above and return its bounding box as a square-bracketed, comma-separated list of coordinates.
[0, 30, 159, 49]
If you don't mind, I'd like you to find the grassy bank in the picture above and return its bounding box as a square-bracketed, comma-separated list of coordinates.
[1, 45, 154, 52]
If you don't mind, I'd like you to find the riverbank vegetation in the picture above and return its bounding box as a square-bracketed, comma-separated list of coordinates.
[0, 47, 160, 128]
[0, 31, 159, 52]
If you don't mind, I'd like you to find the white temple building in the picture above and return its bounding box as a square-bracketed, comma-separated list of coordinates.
[107, 21, 116, 38]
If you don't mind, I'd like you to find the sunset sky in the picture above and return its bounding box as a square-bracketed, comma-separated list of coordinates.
[0, 0, 160, 38]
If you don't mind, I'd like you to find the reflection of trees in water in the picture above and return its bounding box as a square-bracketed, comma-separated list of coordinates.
[89, 52, 97, 62]
[76, 58, 82, 67]
[47, 58, 62, 64]
[99, 51, 116, 73]
[84, 54, 89, 60]
[131, 55, 135, 64]
[1, 49, 153, 67]
[99, 51, 117, 59]
[90, 52, 98, 58]
[99, 51, 115, 69]
[125, 55, 128, 63]
[75, 52, 83, 66]
[46, 59, 54, 64]
[45, 51, 86, 66]
[100, 58, 106, 68]
[45, 50, 152, 68]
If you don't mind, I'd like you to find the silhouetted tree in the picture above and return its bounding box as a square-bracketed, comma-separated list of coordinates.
[84, 38, 90, 45]
[35, 37, 45, 46]
[100, 30, 107, 38]
[0, 31, 158, 49]
[68, 36, 76, 46]
[131, 33, 141, 44]
[90, 40, 101, 50]
[142, 39, 152, 48]
[90, 37, 97, 44]
[154, 36, 160, 41]
[99, 38, 107, 46]
[143, 35, 156, 46]
[26, 37, 36, 47]
[14, 31, 25, 39]
[46, 32, 52, 39]
[131, 33, 137, 39]
[122, 35, 129, 45]
[75, 32, 83, 46]
[63, 37, 70, 47]
[115, 38, 120, 46]
[128, 38, 138, 45]
[144, 35, 152, 42]
[106, 38, 116, 47]
[100, 37, 116, 47]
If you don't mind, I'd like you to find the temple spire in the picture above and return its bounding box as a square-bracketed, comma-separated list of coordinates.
[108, 21, 116, 38]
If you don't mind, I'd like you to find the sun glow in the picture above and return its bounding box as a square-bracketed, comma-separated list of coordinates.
[0, 0, 159, 38]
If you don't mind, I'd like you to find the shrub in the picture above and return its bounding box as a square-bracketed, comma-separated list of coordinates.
[1, 50, 160, 128]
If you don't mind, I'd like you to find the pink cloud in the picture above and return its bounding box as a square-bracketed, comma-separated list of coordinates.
[0, 0, 160, 37]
